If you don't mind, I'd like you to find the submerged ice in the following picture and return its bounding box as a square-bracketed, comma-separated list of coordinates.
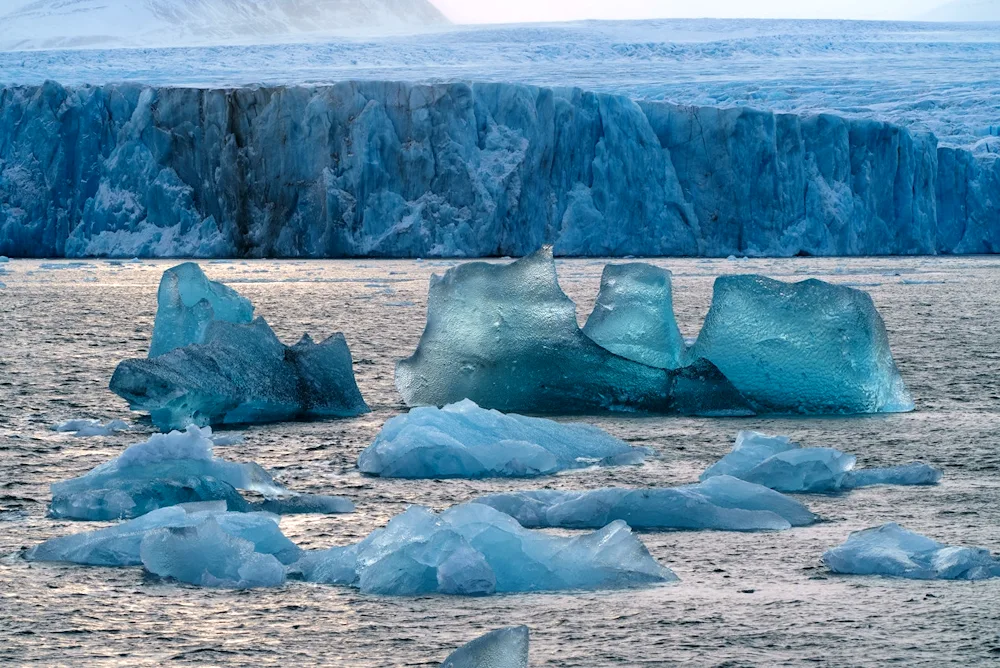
[475, 476, 817, 531]
[440, 626, 529, 668]
[358, 399, 649, 479]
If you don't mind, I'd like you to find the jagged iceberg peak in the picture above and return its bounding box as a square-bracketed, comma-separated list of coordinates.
[111, 316, 369, 430]
[149, 262, 253, 357]
[582, 262, 685, 369]
[691, 275, 914, 414]
[49, 425, 354, 520]
[358, 399, 649, 479]
[700, 430, 941, 493]
[822, 523, 1000, 580]
[396, 247, 752, 416]
[440, 626, 529, 668]
[293, 502, 676, 596]
[474, 476, 818, 532]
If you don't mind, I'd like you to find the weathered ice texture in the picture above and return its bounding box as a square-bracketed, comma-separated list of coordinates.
[440, 626, 529, 668]
[1, 81, 995, 258]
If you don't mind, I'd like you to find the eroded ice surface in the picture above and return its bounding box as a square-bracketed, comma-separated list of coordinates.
[358, 400, 649, 479]
[582, 263, 685, 369]
[440, 626, 529, 668]
[50, 419, 130, 437]
[148, 262, 253, 357]
[396, 248, 751, 416]
[475, 476, 817, 531]
[822, 523, 1000, 580]
[294, 503, 675, 595]
[111, 318, 368, 430]
[691, 276, 914, 414]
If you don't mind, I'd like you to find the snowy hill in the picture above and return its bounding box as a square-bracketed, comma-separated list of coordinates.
[922, 0, 1000, 21]
[0, 0, 448, 51]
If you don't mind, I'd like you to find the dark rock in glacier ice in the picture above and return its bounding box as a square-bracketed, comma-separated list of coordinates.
[440, 626, 529, 668]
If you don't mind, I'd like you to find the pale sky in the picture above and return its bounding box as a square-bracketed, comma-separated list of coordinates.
[430, 0, 947, 24]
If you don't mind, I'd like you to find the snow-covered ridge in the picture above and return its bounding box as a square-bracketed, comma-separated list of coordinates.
[0, 80, 996, 258]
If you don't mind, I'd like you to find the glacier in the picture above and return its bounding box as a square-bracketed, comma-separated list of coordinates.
[358, 399, 649, 479]
[395, 248, 751, 415]
[822, 523, 1000, 580]
[701, 431, 942, 493]
[474, 476, 818, 532]
[1, 80, 997, 259]
[49, 425, 354, 521]
[440, 626, 529, 668]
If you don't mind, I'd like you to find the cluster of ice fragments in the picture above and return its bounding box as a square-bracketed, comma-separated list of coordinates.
[51, 419, 130, 437]
[440, 626, 529, 668]
[49, 425, 353, 521]
[701, 431, 941, 494]
[110, 263, 368, 430]
[358, 400, 649, 479]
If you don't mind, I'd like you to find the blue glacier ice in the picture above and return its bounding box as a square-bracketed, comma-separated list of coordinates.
[474, 476, 817, 531]
[396, 248, 752, 416]
[358, 399, 649, 479]
[701, 431, 941, 493]
[148, 262, 253, 357]
[441, 626, 529, 668]
[293, 503, 676, 595]
[48, 425, 354, 520]
[51, 418, 130, 437]
[110, 318, 369, 430]
[581, 263, 685, 369]
[822, 523, 1000, 580]
[690, 276, 914, 414]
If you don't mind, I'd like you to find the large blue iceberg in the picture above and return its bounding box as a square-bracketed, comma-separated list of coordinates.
[293, 503, 676, 595]
[396, 248, 751, 416]
[822, 523, 1000, 580]
[49, 425, 354, 521]
[358, 399, 649, 479]
[474, 476, 817, 531]
[690, 276, 914, 414]
[441, 626, 529, 668]
[700, 431, 941, 493]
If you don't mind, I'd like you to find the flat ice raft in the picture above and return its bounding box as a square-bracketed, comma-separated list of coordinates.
[822, 523, 1000, 580]
[358, 399, 649, 479]
[475, 476, 817, 531]
[441, 626, 529, 668]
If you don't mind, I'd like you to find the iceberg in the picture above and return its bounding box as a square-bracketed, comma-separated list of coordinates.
[701, 431, 941, 493]
[358, 399, 649, 479]
[581, 263, 685, 369]
[822, 523, 1000, 580]
[49, 425, 354, 520]
[110, 318, 369, 430]
[294, 503, 675, 595]
[440, 626, 529, 668]
[690, 276, 913, 414]
[396, 248, 752, 416]
[51, 419, 130, 437]
[475, 476, 817, 531]
[148, 262, 253, 357]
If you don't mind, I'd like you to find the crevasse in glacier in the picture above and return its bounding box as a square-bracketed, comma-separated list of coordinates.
[395, 247, 752, 415]
[474, 476, 817, 531]
[440, 626, 530, 668]
[822, 523, 1000, 580]
[357, 399, 649, 479]
[691, 276, 914, 414]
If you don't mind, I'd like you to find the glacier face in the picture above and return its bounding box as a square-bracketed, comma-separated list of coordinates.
[0, 80, 997, 259]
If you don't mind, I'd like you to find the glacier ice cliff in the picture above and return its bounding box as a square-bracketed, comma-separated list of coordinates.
[440, 626, 529, 668]
[1, 81, 997, 259]
[358, 399, 649, 479]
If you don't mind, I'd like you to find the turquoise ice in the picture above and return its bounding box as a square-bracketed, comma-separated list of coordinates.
[440, 626, 529, 668]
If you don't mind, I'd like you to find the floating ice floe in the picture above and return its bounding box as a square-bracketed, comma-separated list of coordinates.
[700, 431, 941, 493]
[822, 523, 1000, 580]
[690, 275, 913, 414]
[294, 503, 675, 595]
[396, 248, 752, 416]
[49, 425, 354, 520]
[440, 626, 529, 668]
[357, 399, 649, 479]
[474, 476, 817, 531]
[50, 419, 130, 437]
[0, 256, 8, 262]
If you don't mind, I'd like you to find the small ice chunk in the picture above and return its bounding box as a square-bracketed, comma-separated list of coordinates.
[358, 400, 648, 479]
[51, 419, 130, 437]
[440, 626, 529, 668]
[149, 262, 254, 357]
[822, 523, 1000, 580]
[475, 476, 817, 531]
[0, 256, 8, 262]
[691, 275, 913, 414]
[842, 463, 943, 488]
